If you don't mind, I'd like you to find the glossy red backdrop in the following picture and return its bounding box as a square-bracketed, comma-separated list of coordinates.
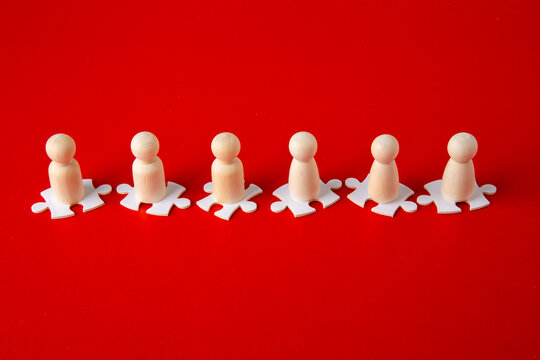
[1, 0, 539, 359]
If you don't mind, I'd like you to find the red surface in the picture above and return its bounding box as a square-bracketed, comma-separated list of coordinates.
[1, 1, 539, 359]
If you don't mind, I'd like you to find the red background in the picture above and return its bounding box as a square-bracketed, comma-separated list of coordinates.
[1, 0, 539, 359]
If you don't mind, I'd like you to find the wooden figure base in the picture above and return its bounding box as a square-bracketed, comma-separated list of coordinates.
[196, 183, 262, 220]
[271, 179, 342, 217]
[31, 179, 112, 219]
[417, 180, 497, 214]
[345, 175, 417, 217]
[117, 181, 191, 216]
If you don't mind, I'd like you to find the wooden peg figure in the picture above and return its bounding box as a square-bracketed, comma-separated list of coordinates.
[416, 132, 495, 213]
[441, 132, 478, 202]
[46, 134, 85, 205]
[271, 131, 341, 217]
[131, 131, 166, 203]
[367, 134, 400, 203]
[211, 132, 245, 203]
[288, 131, 320, 201]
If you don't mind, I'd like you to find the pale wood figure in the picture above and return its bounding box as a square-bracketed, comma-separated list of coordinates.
[367, 134, 400, 203]
[441, 132, 478, 202]
[211, 132, 245, 204]
[46, 133, 85, 205]
[131, 131, 167, 203]
[288, 131, 320, 201]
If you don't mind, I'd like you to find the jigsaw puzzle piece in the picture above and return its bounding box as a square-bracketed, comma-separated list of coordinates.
[418, 180, 497, 214]
[318, 179, 342, 208]
[371, 183, 417, 217]
[213, 184, 263, 220]
[31, 188, 75, 219]
[345, 175, 370, 207]
[197, 183, 262, 220]
[118, 182, 190, 215]
[417, 180, 462, 214]
[32, 179, 111, 219]
[270, 184, 316, 217]
[146, 181, 191, 216]
[80, 179, 112, 212]
[271, 179, 341, 217]
[196, 182, 217, 212]
[239, 184, 263, 213]
[203, 182, 213, 193]
[467, 183, 497, 211]
[213, 204, 236, 220]
[116, 183, 141, 211]
[346, 175, 416, 217]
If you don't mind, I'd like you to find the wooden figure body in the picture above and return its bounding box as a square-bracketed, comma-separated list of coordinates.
[288, 131, 320, 201]
[367, 134, 400, 203]
[441, 132, 478, 202]
[46, 134, 85, 205]
[131, 131, 166, 203]
[211, 132, 245, 204]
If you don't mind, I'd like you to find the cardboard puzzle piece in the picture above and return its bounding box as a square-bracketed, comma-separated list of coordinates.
[31, 179, 112, 219]
[416, 179, 497, 214]
[271, 179, 342, 217]
[196, 183, 262, 220]
[116, 181, 191, 216]
[345, 175, 417, 217]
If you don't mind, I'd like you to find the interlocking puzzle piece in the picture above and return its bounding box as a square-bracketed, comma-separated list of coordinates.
[345, 175, 417, 217]
[116, 181, 191, 216]
[196, 183, 262, 220]
[270, 179, 342, 217]
[31, 179, 112, 219]
[417, 179, 497, 214]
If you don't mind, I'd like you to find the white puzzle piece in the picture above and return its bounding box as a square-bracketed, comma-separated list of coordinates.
[416, 179, 497, 214]
[31, 179, 112, 219]
[196, 183, 262, 220]
[116, 181, 191, 216]
[345, 175, 417, 217]
[270, 179, 342, 217]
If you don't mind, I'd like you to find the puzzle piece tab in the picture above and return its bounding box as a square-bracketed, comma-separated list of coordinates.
[345, 175, 417, 217]
[116, 181, 191, 216]
[270, 179, 342, 217]
[417, 179, 496, 214]
[31, 179, 112, 219]
[196, 183, 262, 220]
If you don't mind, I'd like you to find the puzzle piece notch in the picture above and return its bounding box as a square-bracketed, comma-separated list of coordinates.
[270, 179, 342, 217]
[31, 179, 112, 219]
[345, 175, 417, 217]
[417, 180, 497, 214]
[196, 183, 262, 220]
[116, 181, 191, 216]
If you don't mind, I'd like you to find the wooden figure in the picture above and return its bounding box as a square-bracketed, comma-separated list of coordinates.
[46, 133, 85, 205]
[117, 131, 190, 216]
[417, 132, 497, 214]
[441, 132, 477, 202]
[32, 133, 112, 219]
[197, 132, 262, 220]
[211, 132, 245, 204]
[270, 131, 342, 217]
[367, 134, 400, 203]
[131, 131, 167, 204]
[345, 134, 417, 217]
[288, 131, 320, 201]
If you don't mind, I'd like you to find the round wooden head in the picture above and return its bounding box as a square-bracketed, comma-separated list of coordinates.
[211, 132, 240, 163]
[371, 134, 399, 164]
[131, 131, 160, 162]
[447, 132, 477, 163]
[289, 131, 317, 162]
[46, 133, 76, 165]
